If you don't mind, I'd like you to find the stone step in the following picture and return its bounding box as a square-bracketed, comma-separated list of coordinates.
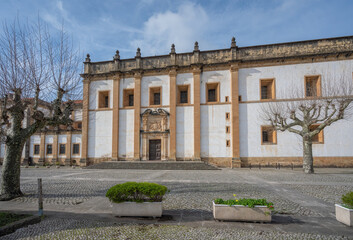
[85, 161, 219, 170]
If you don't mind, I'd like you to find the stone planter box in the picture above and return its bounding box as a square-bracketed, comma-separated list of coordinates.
[213, 201, 271, 222]
[335, 204, 353, 226]
[112, 202, 162, 217]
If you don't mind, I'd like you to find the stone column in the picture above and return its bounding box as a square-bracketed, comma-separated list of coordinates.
[163, 135, 168, 161]
[52, 131, 59, 165]
[65, 130, 72, 166]
[230, 64, 241, 168]
[81, 78, 90, 166]
[39, 131, 46, 166]
[193, 67, 201, 161]
[112, 74, 120, 161]
[169, 68, 177, 161]
[134, 71, 142, 161]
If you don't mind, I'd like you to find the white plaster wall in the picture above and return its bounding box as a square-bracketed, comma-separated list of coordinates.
[176, 73, 194, 104]
[239, 60, 353, 101]
[201, 104, 232, 157]
[74, 109, 82, 121]
[89, 80, 113, 110]
[200, 70, 231, 104]
[176, 106, 194, 158]
[88, 111, 112, 158]
[29, 135, 41, 157]
[239, 59, 353, 158]
[141, 75, 169, 107]
[118, 109, 134, 158]
[119, 78, 135, 108]
[58, 135, 67, 158]
[72, 134, 82, 158]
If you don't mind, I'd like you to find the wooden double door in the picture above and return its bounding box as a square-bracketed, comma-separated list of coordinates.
[149, 139, 161, 160]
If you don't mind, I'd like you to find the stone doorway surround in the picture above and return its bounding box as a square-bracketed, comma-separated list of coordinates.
[141, 109, 169, 161]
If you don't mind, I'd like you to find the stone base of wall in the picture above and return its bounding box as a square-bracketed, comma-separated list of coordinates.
[241, 157, 353, 168]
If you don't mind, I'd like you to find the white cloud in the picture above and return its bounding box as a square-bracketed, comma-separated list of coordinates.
[131, 2, 210, 56]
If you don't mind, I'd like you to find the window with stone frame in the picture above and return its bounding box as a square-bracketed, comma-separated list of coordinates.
[46, 144, 53, 155]
[260, 79, 275, 100]
[73, 144, 80, 155]
[150, 87, 162, 106]
[98, 91, 110, 108]
[59, 144, 66, 155]
[206, 82, 219, 103]
[309, 124, 324, 143]
[123, 89, 134, 107]
[177, 85, 189, 104]
[305, 75, 321, 97]
[34, 144, 40, 155]
[261, 126, 277, 144]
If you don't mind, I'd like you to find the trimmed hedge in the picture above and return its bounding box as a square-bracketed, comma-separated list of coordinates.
[342, 191, 353, 209]
[106, 182, 168, 203]
[214, 198, 274, 210]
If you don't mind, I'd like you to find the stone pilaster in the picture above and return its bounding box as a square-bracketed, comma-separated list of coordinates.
[39, 131, 46, 165]
[193, 67, 201, 161]
[81, 78, 90, 166]
[65, 130, 72, 166]
[169, 68, 177, 161]
[112, 74, 120, 161]
[134, 71, 142, 161]
[52, 132, 59, 164]
[230, 64, 241, 168]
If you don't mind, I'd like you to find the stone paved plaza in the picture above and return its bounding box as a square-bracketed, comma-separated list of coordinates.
[1, 167, 353, 239]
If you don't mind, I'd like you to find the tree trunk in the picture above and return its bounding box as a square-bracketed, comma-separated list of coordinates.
[303, 137, 314, 174]
[0, 142, 25, 200]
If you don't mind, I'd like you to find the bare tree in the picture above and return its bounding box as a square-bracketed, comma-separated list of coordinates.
[261, 77, 353, 174]
[0, 18, 81, 200]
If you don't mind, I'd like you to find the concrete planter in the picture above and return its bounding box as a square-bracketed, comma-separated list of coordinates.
[335, 204, 353, 226]
[112, 201, 163, 217]
[213, 201, 271, 222]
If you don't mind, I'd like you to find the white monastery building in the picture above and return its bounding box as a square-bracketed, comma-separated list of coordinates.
[2, 36, 353, 168]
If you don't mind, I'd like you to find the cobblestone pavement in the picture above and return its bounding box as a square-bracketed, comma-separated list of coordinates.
[1, 167, 353, 239]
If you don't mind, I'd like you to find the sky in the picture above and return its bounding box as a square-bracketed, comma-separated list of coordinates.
[1, 0, 353, 61]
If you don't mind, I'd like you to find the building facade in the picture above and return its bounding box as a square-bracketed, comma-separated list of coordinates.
[2, 36, 353, 168]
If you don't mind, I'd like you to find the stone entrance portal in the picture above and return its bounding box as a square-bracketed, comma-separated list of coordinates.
[149, 139, 161, 160]
[141, 109, 169, 161]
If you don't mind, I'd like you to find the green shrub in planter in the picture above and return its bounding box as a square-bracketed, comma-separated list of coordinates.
[342, 191, 353, 209]
[214, 197, 274, 210]
[106, 182, 168, 203]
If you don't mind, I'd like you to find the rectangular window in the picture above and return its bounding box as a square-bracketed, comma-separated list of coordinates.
[260, 79, 275, 100]
[59, 144, 66, 155]
[123, 89, 134, 107]
[177, 85, 190, 104]
[305, 75, 321, 97]
[206, 83, 219, 103]
[225, 96, 229, 102]
[46, 144, 53, 155]
[73, 144, 80, 155]
[226, 126, 230, 133]
[226, 112, 230, 120]
[226, 140, 230, 147]
[98, 91, 110, 108]
[150, 87, 162, 106]
[261, 126, 277, 144]
[309, 124, 324, 143]
[34, 144, 40, 155]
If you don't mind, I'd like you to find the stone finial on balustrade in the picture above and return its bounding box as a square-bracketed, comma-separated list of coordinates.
[170, 44, 176, 54]
[85, 54, 91, 63]
[194, 41, 199, 51]
[231, 37, 237, 48]
[114, 50, 120, 60]
[136, 47, 141, 58]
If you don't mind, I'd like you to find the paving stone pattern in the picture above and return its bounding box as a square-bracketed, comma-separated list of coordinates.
[1, 167, 353, 239]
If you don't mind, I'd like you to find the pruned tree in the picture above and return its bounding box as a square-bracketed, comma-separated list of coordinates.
[261, 76, 353, 174]
[0, 18, 81, 200]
